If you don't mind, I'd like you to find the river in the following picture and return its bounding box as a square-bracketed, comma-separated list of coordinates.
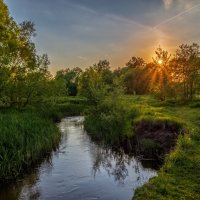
[0, 116, 157, 200]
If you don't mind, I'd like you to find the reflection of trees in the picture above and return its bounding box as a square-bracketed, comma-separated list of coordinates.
[0, 153, 54, 200]
[90, 145, 143, 185]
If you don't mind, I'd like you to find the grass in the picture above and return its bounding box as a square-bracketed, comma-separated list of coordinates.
[84, 94, 200, 199]
[0, 96, 87, 183]
[130, 95, 200, 200]
[0, 109, 60, 183]
[1, 94, 199, 199]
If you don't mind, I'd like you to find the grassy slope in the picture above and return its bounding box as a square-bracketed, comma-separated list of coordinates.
[124, 96, 200, 200]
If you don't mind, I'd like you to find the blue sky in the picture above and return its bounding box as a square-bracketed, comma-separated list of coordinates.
[4, 0, 200, 73]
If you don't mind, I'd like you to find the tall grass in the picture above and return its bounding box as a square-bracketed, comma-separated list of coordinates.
[0, 109, 61, 182]
[0, 96, 87, 183]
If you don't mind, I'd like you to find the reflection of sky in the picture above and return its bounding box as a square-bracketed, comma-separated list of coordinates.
[0, 117, 156, 200]
[4, 0, 200, 73]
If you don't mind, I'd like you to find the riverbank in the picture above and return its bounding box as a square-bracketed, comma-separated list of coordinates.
[1, 95, 200, 199]
[0, 97, 87, 184]
[133, 97, 200, 200]
[84, 95, 200, 199]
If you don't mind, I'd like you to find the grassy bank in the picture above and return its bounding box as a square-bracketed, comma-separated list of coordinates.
[0, 96, 87, 183]
[0, 109, 60, 183]
[84, 95, 200, 199]
[133, 97, 200, 200]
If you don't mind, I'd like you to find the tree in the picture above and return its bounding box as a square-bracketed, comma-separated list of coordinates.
[126, 57, 145, 68]
[152, 46, 171, 66]
[78, 60, 114, 104]
[149, 47, 171, 100]
[55, 67, 82, 96]
[114, 57, 147, 95]
[170, 43, 200, 100]
[0, 0, 59, 108]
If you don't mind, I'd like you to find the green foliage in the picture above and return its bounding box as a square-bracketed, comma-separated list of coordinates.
[189, 100, 200, 108]
[0, 0, 66, 109]
[55, 67, 82, 96]
[78, 60, 115, 103]
[114, 57, 149, 95]
[170, 43, 200, 101]
[84, 95, 138, 144]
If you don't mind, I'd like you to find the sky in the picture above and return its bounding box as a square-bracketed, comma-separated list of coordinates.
[4, 0, 200, 73]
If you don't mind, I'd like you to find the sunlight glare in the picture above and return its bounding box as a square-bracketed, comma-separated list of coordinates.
[158, 59, 163, 65]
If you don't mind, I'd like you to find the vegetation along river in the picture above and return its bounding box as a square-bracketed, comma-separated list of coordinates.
[0, 117, 157, 200]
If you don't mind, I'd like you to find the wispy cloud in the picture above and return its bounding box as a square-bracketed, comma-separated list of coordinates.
[67, 1, 152, 32]
[78, 56, 88, 61]
[154, 2, 200, 29]
[104, 13, 152, 31]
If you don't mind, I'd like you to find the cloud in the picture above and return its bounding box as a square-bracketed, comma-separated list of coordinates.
[163, 0, 173, 10]
[104, 13, 152, 31]
[155, 2, 200, 29]
[78, 56, 88, 61]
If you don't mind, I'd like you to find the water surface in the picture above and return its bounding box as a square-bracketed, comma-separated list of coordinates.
[0, 117, 156, 200]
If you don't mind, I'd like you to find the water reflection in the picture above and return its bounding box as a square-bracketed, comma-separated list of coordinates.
[0, 117, 156, 200]
[0, 158, 50, 200]
[90, 144, 155, 186]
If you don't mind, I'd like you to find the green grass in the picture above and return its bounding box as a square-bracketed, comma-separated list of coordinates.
[129, 95, 200, 200]
[0, 109, 61, 182]
[84, 94, 200, 199]
[0, 96, 87, 183]
[1, 94, 199, 199]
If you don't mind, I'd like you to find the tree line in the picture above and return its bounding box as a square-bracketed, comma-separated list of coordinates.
[1, 0, 200, 110]
[56, 44, 200, 102]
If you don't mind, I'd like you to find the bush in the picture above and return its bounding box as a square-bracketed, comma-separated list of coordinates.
[84, 96, 138, 144]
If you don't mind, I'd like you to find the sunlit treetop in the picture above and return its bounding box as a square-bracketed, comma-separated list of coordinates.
[152, 47, 171, 66]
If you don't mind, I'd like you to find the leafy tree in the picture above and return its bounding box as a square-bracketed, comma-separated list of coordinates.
[78, 60, 115, 104]
[0, 0, 63, 108]
[114, 57, 148, 95]
[152, 46, 171, 66]
[126, 57, 145, 68]
[170, 43, 200, 100]
[55, 67, 82, 96]
[149, 47, 171, 100]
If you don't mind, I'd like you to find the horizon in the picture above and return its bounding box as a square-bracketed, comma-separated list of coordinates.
[4, 0, 200, 74]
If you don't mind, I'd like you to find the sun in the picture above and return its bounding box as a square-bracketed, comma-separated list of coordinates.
[158, 59, 163, 65]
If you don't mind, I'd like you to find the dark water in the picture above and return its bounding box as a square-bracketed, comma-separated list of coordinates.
[0, 117, 157, 200]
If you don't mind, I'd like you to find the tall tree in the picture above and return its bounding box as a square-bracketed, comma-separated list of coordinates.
[171, 43, 200, 100]
[149, 47, 171, 100]
[0, 0, 59, 108]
